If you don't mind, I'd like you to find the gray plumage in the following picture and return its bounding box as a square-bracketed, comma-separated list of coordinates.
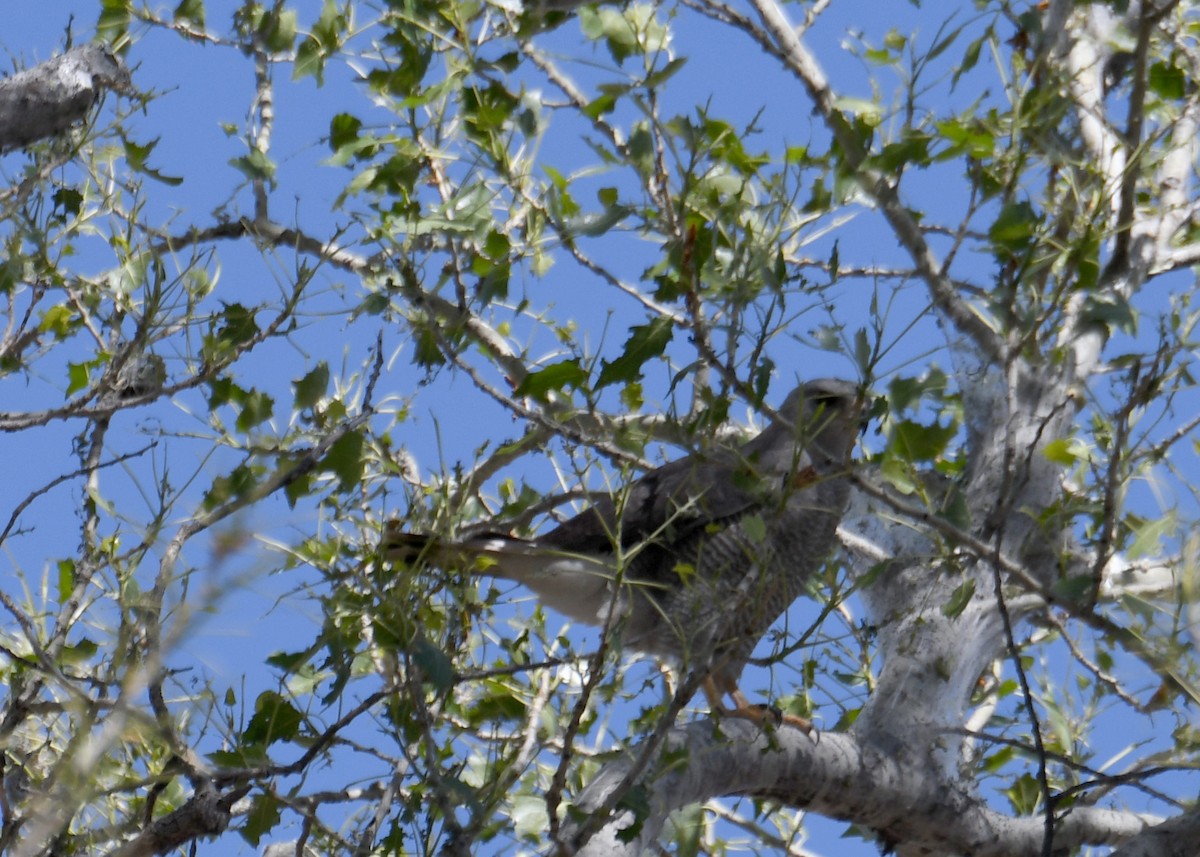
[385, 379, 861, 721]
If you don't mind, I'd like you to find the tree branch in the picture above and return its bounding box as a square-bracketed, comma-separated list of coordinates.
[105, 783, 251, 857]
[571, 718, 1153, 856]
[739, 0, 1005, 365]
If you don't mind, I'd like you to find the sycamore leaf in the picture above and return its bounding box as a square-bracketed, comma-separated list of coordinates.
[514, 359, 588, 399]
[597, 317, 673, 389]
[242, 691, 303, 746]
[293, 363, 330, 410]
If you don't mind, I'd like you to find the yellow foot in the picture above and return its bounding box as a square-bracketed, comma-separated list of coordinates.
[701, 678, 815, 735]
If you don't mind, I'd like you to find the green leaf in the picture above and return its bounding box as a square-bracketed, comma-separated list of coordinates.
[202, 463, 258, 510]
[952, 33, 985, 87]
[413, 326, 445, 369]
[564, 203, 633, 238]
[514, 359, 588, 399]
[121, 135, 184, 185]
[203, 303, 261, 364]
[669, 801, 704, 857]
[511, 794, 550, 841]
[322, 430, 364, 490]
[293, 363, 330, 410]
[597, 317, 673, 389]
[365, 44, 431, 99]
[1128, 512, 1175, 560]
[258, 7, 297, 53]
[988, 201, 1038, 257]
[67, 361, 92, 395]
[580, 6, 644, 63]
[462, 81, 519, 140]
[230, 149, 276, 183]
[468, 679, 528, 724]
[890, 419, 957, 461]
[804, 176, 831, 212]
[38, 305, 75, 338]
[173, 0, 205, 27]
[473, 230, 512, 302]
[877, 133, 931, 172]
[935, 118, 993, 159]
[853, 327, 871, 373]
[1043, 437, 1089, 466]
[236, 390, 274, 432]
[209, 746, 269, 768]
[941, 579, 976, 618]
[52, 187, 84, 218]
[644, 56, 687, 88]
[57, 559, 76, 603]
[412, 638, 455, 690]
[483, 228, 510, 260]
[981, 746, 1015, 773]
[328, 113, 362, 153]
[833, 96, 882, 125]
[1148, 61, 1186, 100]
[58, 638, 99, 666]
[296, 2, 348, 85]
[97, 0, 131, 44]
[1004, 772, 1042, 814]
[266, 649, 313, 673]
[243, 691, 303, 745]
[1052, 574, 1095, 606]
[240, 793, 282, 847]
[283, 468, 312, 509]
[206, 375, 242, 409]
[584, 90, 619, 119]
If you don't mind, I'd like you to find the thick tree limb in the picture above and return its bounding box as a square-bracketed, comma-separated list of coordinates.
[569, 719, 1153, 857]
[105, 784, 251, 857]
[0, 45, 130, 152]
[1108, 806, 1200, 857]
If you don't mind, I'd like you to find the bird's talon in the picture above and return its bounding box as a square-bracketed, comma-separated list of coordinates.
[750, 703, 785, 726]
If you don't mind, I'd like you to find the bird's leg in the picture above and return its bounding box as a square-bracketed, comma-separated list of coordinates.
[701, 677, 814, 735]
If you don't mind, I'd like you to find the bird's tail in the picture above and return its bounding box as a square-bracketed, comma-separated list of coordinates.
[380, 521, 617, 627]
[381, 524, 516, 571]
[381, 527, 438, 564]
[379, 520, 496, 566]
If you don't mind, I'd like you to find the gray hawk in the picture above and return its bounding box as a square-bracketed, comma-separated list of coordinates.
[383, 378, 862, 732]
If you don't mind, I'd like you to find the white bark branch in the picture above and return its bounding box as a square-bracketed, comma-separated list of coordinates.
[569, 719, 1156, 857]
[1108, 807, 1200, 857]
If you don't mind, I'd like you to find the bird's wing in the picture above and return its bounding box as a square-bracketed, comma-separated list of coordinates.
[542, 443, 804, 555]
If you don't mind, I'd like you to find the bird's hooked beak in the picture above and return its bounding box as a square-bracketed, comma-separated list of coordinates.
[857, 390, 879, 435]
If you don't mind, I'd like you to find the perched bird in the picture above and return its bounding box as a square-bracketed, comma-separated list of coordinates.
[384, 379, 862, 732]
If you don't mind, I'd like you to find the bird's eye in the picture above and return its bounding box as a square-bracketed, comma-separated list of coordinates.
[812, 394, 848, 410]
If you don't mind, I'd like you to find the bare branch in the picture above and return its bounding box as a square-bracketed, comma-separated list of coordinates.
[736, 0, 1005, 365]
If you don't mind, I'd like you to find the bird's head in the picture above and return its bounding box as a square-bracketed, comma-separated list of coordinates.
[776, 378, 867, 463]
